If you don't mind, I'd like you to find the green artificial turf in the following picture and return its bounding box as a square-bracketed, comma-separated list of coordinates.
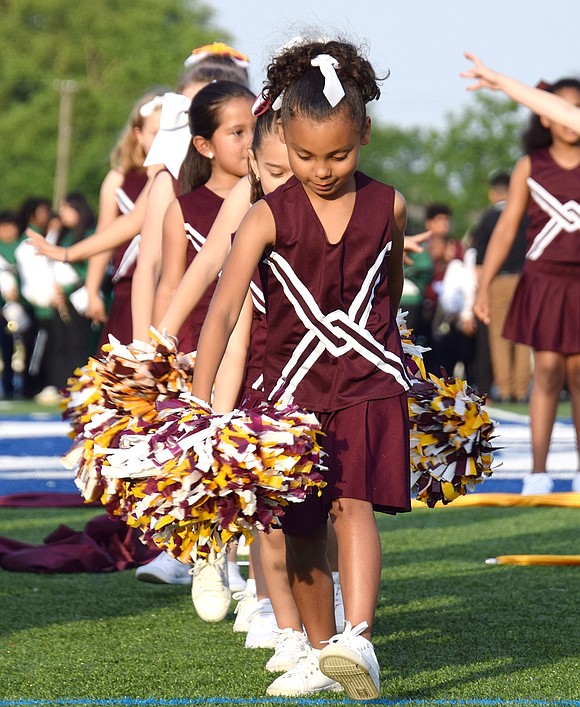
[0, 505, 579, 705]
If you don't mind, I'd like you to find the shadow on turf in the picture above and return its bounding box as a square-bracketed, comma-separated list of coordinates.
[373, 508, 579, 699]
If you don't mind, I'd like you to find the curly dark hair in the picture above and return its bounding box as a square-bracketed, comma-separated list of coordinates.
[521, 77, 580, 154]
[262, 39, 383, 130]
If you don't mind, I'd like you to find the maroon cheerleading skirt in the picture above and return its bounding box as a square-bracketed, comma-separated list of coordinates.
[280, 393, 411, 536]
[503, 259, 580, 355]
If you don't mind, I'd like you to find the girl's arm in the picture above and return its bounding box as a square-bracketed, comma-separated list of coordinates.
[151, 197, 189, 328]
[84, 169, 124, 324]
[130, 171, 177, 340]
[212, 292, 253, 413]
[473, 156, 531, 325]
[388, 191, 407, 312]
[461, 52, 580, 133]
[26, 175, 156, 263]
[157, 177, 251, 336]
[191, 200, 275, 405]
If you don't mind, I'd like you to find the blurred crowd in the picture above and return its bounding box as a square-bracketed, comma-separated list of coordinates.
[0, 170, 533, 406]
[402, 172, 532, 403]
[0, 194, 98, 404]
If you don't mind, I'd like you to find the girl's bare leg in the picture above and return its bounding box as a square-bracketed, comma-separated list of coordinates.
[329, 497, 381, 641]
[530, 351, 566, 472]
[285, 525, 335, 649]
[260, 530, 302, 630]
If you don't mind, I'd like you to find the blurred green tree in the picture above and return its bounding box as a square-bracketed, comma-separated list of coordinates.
[0, 0, 222, 209]
[362, 93, 527, 235]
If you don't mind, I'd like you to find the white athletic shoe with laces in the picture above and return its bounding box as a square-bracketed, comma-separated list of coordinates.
[266, 628, 309, 673]
[266, 644, 343, 696]
[521, 473, 554, 495]
[190, 552, 231, 622]
[135, 552, 191, 585]
[245, 598, 277, 648]
[319, 620, 380, 700]
[232, 586, 258, 633]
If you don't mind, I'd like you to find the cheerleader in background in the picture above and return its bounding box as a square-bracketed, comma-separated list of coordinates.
[83, 90, 165, 344]
[131, 80, 256, 600]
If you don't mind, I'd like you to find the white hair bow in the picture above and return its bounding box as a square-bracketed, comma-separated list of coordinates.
[139, 95, 164, 118]
[143, 92, 192, 179]
[311, 54, 345, 107]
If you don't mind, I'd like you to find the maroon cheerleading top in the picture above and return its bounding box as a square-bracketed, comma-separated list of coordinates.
[261, 172, 409, 413]
[110, 170, 149, 282]
[175, 185, 224, 353]
[525, 148, 580, 264]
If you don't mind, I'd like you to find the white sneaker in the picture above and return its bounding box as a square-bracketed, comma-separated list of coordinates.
[521, 473, 554, 495]
[228, 560, 247, 593]
[266, 645, 342, 696]
[571, 473, 580, 493]
[190, 552, 231, 623]
[319, 620, 380, 700]
[135, 552, 191, 585]
[266, 628, 309, 673]
[34, 385, 61, 406]
[232, 585, 258, 633]
[332, 571, 344, 632]
[245, 598, 277, 648]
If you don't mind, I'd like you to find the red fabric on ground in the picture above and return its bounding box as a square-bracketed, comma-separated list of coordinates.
[0, 493, 99, 508]
[0, 514, 158, 573]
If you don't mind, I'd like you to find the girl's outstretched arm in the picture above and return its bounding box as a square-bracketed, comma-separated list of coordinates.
[473, 155, 531, 325]
[27, 175, 155, 262]
[151, 195, 190, 328]
[130, 171, 177, 340]
[191, 200, 275, 405]
[461, 52, 580, 133]
[212, 292, 253, 413]
[157, 177, 251, 337]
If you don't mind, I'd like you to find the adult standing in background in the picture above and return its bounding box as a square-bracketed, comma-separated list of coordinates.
[474, 171, 531, 402]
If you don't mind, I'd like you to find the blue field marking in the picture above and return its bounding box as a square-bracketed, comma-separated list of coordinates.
[0, 408, 578, 498]
[1, 699, 580, 707]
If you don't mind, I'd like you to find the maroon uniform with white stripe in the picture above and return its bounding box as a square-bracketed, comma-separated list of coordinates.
[176, 185, 224, 353]
[261, 172, 411, 528]
[503, 149, 580, 353]
[99, 170, 149, 346]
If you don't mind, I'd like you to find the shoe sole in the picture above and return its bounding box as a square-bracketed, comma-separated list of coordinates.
[319, 649, 379, 700]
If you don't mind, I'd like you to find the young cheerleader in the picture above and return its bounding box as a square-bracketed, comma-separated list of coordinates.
[134, 80, 256, 601]
[472, 74, 580, 495]
[462, 53, 580, 134]
[156, 109, 321, 663]
[189, 38, 410, 699]
[84, 90, 164, 343]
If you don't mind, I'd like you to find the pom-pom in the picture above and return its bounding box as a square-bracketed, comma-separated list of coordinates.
[92, 399, 326, 559]
[398, 311, 497, 507]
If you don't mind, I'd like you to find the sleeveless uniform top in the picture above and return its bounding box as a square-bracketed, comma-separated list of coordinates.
[241, 266, 267, 405]
[525, 147, 580, 264]
[176, 185, 224, 352]
[261, 172, 409, 413]
[111, 170, 149, 283]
